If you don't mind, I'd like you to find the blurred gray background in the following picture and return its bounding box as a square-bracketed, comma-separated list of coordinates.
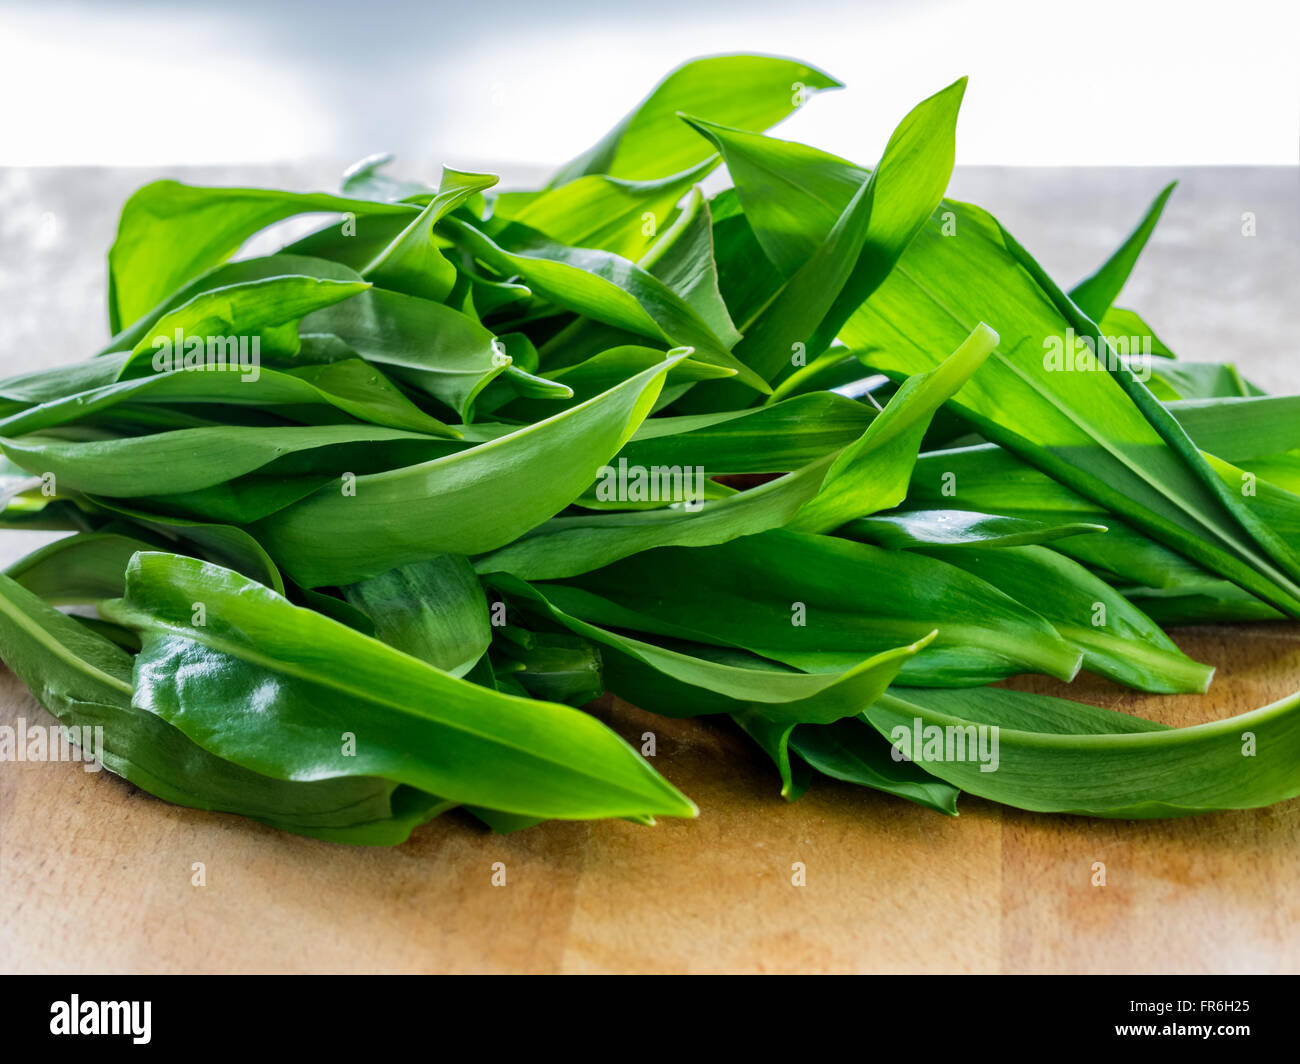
[2, 0, 1297, 169]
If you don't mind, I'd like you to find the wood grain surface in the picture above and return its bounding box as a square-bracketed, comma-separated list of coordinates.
[0, 165, 1297, 974]
[3, 625, 1297, 974]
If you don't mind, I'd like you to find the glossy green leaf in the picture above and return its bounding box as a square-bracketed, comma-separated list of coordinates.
[548, 528, 1083, 685]
[441, 216, 764, 390]
[1068, 182, 1176, 321]
[620, 391, 873, 474]
[678, 76, 963, 408]
[101, 552, 696, 821]
[496, 159, 714, 261]
[844, 509, 1107, 550]
[0, 569, 445, 842]
[549, 54, 840, 184]
[343, 555, 490, 677]
[0, 359, 457, 439]
[927, 544, 1214, 693]
[863, 684, 1300, 817]
[362, 167, 499, 302]
[844, 199, 1300, 616]
[788, 718, 960, 814]
[4, 531, 153, 604]
[478, 327, 990, 579]
[258, 355, 683, 586]
[0, 423, 445, 498]
[116, 275, 370, 377]
[108, 180, 414, 332]
[299, 286, 508, 419]
[492, 572, 931, 726]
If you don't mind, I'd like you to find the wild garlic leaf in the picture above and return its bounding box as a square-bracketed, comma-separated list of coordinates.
[864, 685, 1300, 817]
[549, 529, 1084, 686]
[618, 391, 874, 474]
[361, 167, 500, 303]
[298, 286, 508, 419]
[1068, 182, 1176, 321]
[0, 360, 458, 440]
[108, 181, 415, 333]
[495, 159, 715, 261]
[479, 327, 989, 579]
[844, 200, 1300, 617]
[492, 573, 930, 726]
[259, 355, 685, 586]
[0, 423, 446, 498]
[101, 552, 696, 821]
[549, 54, 841, 185]
[343, 555, 491, 677]
[843, 509, 1108, 551]
[442, 216, 762, 389]
[925, 544, 1214, 694]
[0, 571, 440, 842]
[116, 275, 371, 377]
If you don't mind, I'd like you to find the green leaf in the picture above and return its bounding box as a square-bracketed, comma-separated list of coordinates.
[493, 628, 605, 707]
[731, 711, 812, 800]
[495, 159, 714, 261]
[117, 275, 371, 377]
[492, 572, 931, 725]
[549, 54, 840, 184]
[1098, 306, 1176, 360]
[108, 180, 414, 332]
[478, 327, 990, 579]
[844, 198, 1300, 617]
[4, 531, 153, 603]
[362, 167, 499, 302]
[546, 528, 1084, 686]
[1121, 580, 1285, 624]
[0, 359, 458, 440]
[258, 354, 683, 587]
[907, 444, 1210, 591]
[0, 569, 443, 842]
[299, 286, 508, 419]
[844, 509, 1107, 550]
[497, 344, 733, 422]
[926, 544, 1214, 693]
[441, 216, 763, 390]
[634, 187, 738, 345]
[1152, 362, 1261, 400]
[1169, 395, 1300, 461]
[85, 497, 289, 592]
[789, 718, 960, 814]
[343, 555, 490, 677]
[0, 423, 447, 498]
[619, 391, 873, 474]
[683, 121, 865, 277]
[101, 552, 697, 822]
[863, 684, 1300, 817]
[788, 322, 995, 532]
[1069, 182, 1176, 320]
[96, 253, 365, 358]
[679, 76, 964, 404]
[340, 153, 437, 203]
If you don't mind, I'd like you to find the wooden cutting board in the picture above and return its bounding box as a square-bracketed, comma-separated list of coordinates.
[1, 164, 1297, 974]
[3, 623, 1298, 974]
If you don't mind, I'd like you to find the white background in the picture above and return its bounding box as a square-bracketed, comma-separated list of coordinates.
[2, 0, 1297, 168]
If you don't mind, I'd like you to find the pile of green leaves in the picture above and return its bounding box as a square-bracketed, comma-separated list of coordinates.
[3, 55, 1299, 843]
